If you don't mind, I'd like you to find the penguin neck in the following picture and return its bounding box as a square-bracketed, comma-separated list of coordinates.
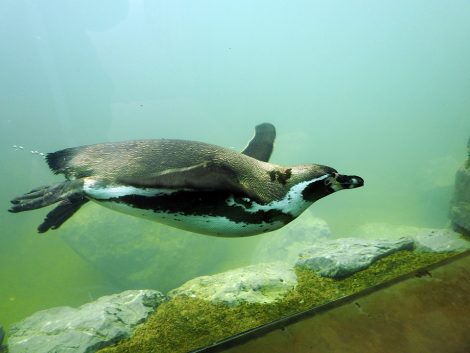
[229, 174, 328, 218]
[281, 174, 330, 216]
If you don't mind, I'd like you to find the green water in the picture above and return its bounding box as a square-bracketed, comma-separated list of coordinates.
[1, 0, 469, 343]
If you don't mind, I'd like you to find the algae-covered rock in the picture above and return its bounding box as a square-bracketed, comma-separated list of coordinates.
[8, 290, 165, 353]
[252, 213, 331, 264]
[296, 237, 414, 278]
[169, 262, 297, 306]
[98, 251, 455, 353]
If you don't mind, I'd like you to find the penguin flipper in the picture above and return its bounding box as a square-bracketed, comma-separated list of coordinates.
[118, 162, 260, 200]
[241, 123, 276, 162]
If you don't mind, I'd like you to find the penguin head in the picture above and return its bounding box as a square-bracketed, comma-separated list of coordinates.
[294, 165, 364, 203]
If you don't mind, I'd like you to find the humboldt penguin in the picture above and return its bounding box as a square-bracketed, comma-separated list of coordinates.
[9, 123, 364, 236]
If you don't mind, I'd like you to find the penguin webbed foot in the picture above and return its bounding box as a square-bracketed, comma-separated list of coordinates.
[9, 183, 67, 213]
[8, 180, 89, 233]
[37, 195, 88, 233]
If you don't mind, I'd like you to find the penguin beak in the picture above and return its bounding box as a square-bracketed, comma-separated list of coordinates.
[328, 174, 364, 191]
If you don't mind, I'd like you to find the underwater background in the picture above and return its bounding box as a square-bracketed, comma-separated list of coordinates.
[1, 0, 470, 341]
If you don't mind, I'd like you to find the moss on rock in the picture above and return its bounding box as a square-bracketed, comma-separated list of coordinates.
[99, 251, 454, 353]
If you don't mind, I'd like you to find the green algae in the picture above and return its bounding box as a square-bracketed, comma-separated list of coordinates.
[99, 251, 454, 353]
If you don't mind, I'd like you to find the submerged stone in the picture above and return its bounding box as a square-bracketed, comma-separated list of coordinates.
[450, 201, 470, 235]
[450, 169, 470, 234]
[8, 290, 166, 353]
[353, 223, 470, 253]
[0, 326, 4, 351]
[169, 262, 297, 306]
[449, 137, 470, 235]
[296, 237, 414, 278]
[413, 228, 470, 252]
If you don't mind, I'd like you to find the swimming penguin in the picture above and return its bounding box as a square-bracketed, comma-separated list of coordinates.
[9, 123, 364, 236]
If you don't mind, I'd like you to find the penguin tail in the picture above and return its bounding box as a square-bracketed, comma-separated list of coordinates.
[9, 180, 88, 233]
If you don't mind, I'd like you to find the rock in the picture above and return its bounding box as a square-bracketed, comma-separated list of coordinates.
[450, 169, 470, 234]
[353, 223, 470, 253]
[61, 206, 236, 293]
[8, 290, 166, 353]
[296, 237, 414, 278]
[413, 228, 470, 253]
[450, 202, 470, 235]
[449, 137, 470, 235]
[252, 214, 331, 265]
[169, 262, 297, 306]
[0, 326, 4, 349]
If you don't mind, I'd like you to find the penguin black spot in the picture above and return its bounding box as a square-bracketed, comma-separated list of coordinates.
[278, 168, 292, 185]
[268, 169, 292, 185]
[268, 170, 276, 182]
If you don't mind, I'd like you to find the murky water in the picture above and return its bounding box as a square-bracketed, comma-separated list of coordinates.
[1, 0, 469, 346]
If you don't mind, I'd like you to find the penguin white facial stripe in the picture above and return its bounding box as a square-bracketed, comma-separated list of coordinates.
[226, 174, 329, 217]
[83, 179, 177, 200]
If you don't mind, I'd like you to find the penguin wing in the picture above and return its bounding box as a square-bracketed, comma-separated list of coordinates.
[241, 123, 276, 162]
[117, 162, 259, 200]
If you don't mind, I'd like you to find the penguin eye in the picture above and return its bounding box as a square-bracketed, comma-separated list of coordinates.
[324, 173, 338, 186]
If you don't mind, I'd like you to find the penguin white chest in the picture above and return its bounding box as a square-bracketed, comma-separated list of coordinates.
[91, 200, 285, 237]
[81, 177, 327, 237]
[83, 180, 290, 237]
